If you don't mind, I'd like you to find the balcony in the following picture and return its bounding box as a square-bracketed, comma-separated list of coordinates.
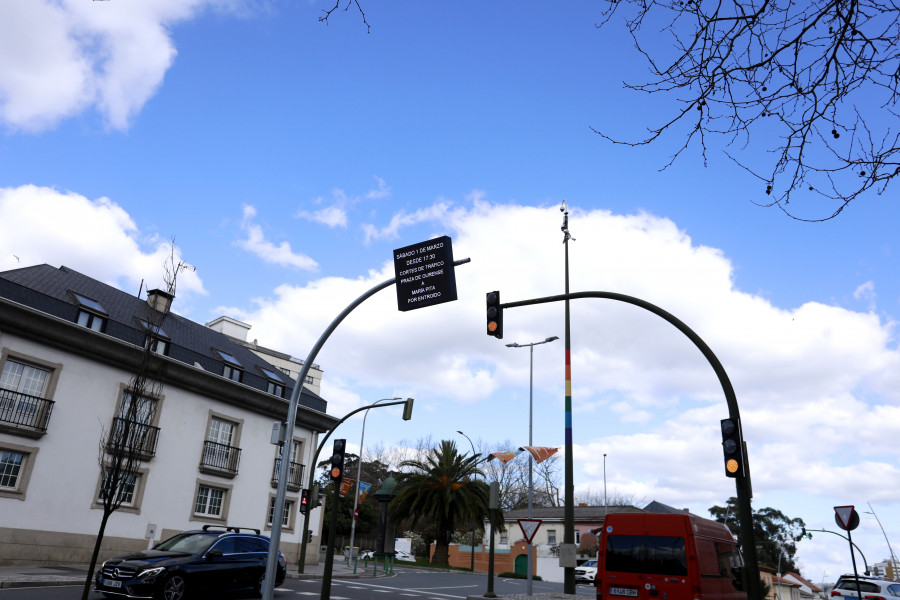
[106, 417, 161, 460]
[0, 389, 54, 438]
[199, 440, 241, 478]
[271, 459, 304, 491]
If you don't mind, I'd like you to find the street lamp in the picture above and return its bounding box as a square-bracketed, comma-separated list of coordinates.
[506, 335, 559, 595]
[347, 397, 401, 569]
[457, 430, 478, 572]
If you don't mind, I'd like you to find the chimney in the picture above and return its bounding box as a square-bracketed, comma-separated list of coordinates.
[146, 288, 174, 313]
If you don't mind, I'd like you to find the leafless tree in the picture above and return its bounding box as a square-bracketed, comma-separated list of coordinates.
[594, 0, 900, 220]
[81, 243, 188, 600]
[319, 0, 371, 32]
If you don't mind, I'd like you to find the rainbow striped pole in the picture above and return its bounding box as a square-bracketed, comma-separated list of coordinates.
[561, 201, 576, 594]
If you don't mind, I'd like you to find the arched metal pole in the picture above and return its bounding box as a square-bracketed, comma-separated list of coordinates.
[501, 291, 760, 600]
[262, 258, 470, 600]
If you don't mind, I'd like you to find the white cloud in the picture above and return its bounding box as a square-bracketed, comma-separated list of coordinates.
[0, 0, 230, 131]
[0, 184, 206, 297]
[361, 201, 454, 243]
[236, 204, 318, 270]
[365, 176, 391, 200]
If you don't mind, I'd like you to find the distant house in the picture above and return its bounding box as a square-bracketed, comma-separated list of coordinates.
[0, 264, 338, 566]
[783, 572, 824, 600]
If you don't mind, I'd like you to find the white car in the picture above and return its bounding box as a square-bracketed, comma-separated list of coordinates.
[575, 559, 598, 583]
[393, 550, 414, 561]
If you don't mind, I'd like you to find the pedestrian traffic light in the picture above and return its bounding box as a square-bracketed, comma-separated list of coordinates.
[300, 489, 310, 514]
[721, 417, 745, 478]
[330, 439, 346, 484]
[486, 291, 503, 339]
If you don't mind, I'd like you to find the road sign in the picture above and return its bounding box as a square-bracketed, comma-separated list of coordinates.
[835, 505, 860, 531]
[393, 236, 458, 311]
[518, 519, 542, 544]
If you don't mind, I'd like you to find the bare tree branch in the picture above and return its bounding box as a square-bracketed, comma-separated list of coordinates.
[319, 0, 371, 33]
[594, 0, 900, 220]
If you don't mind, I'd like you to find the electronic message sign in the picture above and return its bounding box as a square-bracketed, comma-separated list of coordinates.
[393, 236, 458, 311]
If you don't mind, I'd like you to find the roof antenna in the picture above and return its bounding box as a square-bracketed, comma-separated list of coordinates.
[138, 279, 144, 299]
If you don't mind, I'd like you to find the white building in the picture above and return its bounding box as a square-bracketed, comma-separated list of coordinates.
[0, 264, 338, 566]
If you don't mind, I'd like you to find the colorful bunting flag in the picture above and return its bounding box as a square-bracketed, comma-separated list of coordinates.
[357, 481, 372, 503]
[519, 446, 559, 463]
[488, 450, 521, 464]
[339, 478, 355, 497]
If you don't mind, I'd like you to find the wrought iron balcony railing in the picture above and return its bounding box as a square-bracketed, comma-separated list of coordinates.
[106, 417, 161, 460]
[0, 389, 54, 438]
[200, 440, 241, 477]
[271, 458, 304, 490]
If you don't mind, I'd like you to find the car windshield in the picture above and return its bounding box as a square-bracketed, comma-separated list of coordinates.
[582, 560, 597, 567]
[155, 533, 217, 554]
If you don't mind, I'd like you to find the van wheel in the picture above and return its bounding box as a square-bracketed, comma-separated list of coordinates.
[161, 574, 187, 600]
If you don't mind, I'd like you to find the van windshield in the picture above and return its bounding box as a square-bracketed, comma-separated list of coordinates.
[605, 535, 688, 576]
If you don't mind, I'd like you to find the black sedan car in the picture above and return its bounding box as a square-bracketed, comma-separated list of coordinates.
[95, 525, 286, 600]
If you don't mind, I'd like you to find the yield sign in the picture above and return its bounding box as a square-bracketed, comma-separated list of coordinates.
[518, 519, 542, 544]
[834, 505, 859, 531]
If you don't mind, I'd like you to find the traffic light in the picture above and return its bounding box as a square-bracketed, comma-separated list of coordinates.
[486, 291, 503, 339]
[310, 482, 321, 507]
[330, 439, 346, 484]
[300, 489, 310, 514]
[720, 417, 745, 478]
[402, 397, 414, 421]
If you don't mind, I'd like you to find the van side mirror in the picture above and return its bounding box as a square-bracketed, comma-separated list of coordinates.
[731, 567, 744, 590]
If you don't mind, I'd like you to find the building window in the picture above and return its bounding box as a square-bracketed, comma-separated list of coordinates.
[214, 349, 243, 382]
[72, 293, 107, 332]
[93, 467, 148, 513]
[267, 496, 295, 530]
[0, 450, 24, 490]
[500, 533, 508, 545]
[575, 530, 581, 545]
[0, 442, 38, 500]
[0, 352, 60, 437]
[140, 320, 170, 356]
[304, 376, 314, 384]
[110, 389, 161, 459]
[547, 529, 557, 545]
[272, 439, 304, 489]
[195, 485, 225, 516]
[261, 368, 284, 398]
[200, 413, 242, 477]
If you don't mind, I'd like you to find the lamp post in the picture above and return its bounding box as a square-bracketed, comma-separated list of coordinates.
[347, 397, 401, 570]
[506, 335, 559, 595]
[458, 430, 478, 572]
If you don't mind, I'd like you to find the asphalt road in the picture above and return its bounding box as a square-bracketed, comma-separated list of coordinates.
[0, 567, 596, 600]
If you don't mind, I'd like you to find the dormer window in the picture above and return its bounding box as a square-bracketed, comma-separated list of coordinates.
[260, 368, 284, 398]
[139, 320, 170, 356]
[214, 350, 243, 383]
[72, 293, 107, 332]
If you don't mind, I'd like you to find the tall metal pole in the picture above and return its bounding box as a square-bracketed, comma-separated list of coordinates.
[348, 398, 400, 569]
[866, 503, 899, 579]
[561, 200, 576, 594]
[458, 430, 478, 572]
[603, 453, 608, 517]
[506, 335, 558, 595]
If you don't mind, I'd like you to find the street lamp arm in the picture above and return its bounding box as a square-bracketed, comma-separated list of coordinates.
[807, 529, 870, 574]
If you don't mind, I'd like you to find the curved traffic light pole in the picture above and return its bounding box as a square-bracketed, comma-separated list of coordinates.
[262, 258, 469, 600]
[501, 291, 760, 600]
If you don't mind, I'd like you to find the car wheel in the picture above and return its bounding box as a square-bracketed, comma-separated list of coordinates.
[161, 574, 187, 600]
[255, 573, 266, 597]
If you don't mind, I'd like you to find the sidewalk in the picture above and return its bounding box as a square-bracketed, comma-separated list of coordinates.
[0, 559, 384, 589]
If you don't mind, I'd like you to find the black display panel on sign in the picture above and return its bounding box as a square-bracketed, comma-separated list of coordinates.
[393, 236, 458, 311]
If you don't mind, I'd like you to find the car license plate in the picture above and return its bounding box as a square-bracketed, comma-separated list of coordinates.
[103, 579, 123, 588]
[610, 588, 637, 597]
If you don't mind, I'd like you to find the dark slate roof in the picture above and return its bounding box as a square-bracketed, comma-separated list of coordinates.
[643, 500, 694, 515]
[0, 264, 326, 413]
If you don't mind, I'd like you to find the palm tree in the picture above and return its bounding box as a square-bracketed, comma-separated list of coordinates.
[391, 440, 492, 565]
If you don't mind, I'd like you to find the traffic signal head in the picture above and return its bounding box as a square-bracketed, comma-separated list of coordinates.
[310, 482, 321, 507]
[720, 417, 745, 478]
[486, 291, 503, 339]
[300, 488, 310, 514]
[330, 439, 346, 483]
[402, 398, 414, 421]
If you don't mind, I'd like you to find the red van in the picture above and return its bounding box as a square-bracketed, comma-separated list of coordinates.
[595, 512, 746, 600]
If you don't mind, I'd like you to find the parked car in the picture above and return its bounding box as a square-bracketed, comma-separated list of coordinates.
[94, 525, 286, 600]
[360, 550, 375, 559]
[576, 559, 598, 583]
[831, 575, 900, 600]
[394, 550, 415, 561]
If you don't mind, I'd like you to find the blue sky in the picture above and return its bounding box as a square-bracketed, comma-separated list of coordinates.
[1, 0, 899, 583]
